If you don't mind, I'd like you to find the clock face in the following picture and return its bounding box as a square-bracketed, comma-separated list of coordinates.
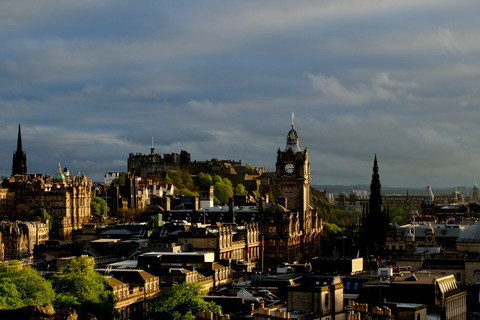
[285, 163, 295, 174]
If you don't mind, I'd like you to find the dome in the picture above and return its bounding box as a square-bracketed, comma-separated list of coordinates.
[53, 163, 65, 180]
[266, 203, 288, 213]
[457, 221, 480, 243]
[284, 126, 301, 152]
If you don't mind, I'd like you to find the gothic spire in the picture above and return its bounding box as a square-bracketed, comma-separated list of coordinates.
[17, 124, 23, 153]
[12, 124, 27, 176]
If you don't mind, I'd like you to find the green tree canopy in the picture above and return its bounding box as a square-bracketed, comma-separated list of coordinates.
[214, 181, 233, 205]
[194, 172, 213, 186]
[50, 256, 117, 320]
[91, 197, 109, 217]
[244, 164, 253, 175]
[0, 261, 55, 309]
[234, 183, 248, 195]
[26, 208, 53, 229]
[110, 174, 126, 186]
[149, 282, 220, 320]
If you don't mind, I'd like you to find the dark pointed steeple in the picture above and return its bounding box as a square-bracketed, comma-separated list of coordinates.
[369, 153, 382, 216]
[12, 124, 27, 176]
[361, 154, 390, 258]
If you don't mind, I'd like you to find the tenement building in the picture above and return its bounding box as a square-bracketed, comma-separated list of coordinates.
[0, 220, 49, 261]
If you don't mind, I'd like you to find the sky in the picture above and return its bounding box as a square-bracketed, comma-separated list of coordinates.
[1, 1, 480, 190]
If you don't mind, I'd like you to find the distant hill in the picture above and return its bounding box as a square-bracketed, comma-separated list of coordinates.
[312, 185, 468, 196]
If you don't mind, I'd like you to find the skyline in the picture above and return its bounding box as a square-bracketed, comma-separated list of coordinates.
[2, 1, 480, 188]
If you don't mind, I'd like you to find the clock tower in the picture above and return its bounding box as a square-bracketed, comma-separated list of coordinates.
[274, 114, 311, 223]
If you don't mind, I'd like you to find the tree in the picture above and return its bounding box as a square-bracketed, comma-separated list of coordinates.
[91, 200, 101, 217]
[51, 256, 117, 319]
[149, 282, 220, 320]
[111, 174, 125, 186]
[0, 261, 55, 309]
[214, 181, 233, 205]
[26, 208, 53, 229]
[91, 197, 109, 217]
[234, 183, 248, 195]
[194, 172, 213, 186]
[244, 164, 253, 175]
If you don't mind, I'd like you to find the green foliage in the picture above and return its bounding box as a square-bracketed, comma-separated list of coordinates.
[234, 183, 248, 195]
[91, 200, 101, 217]
[310, 188, 336, 223]
[111, 174, 126, 186]
[26, 208, 53, 229]
[91, 197, 109, 216]
[165, 170, 198, 196]
[214, 181, 233, 205]
[51, 256, 117, 320]
[194, 172, 213, 186]
[149, 282, 221, 320]
[0, 261, 55, 309]
[244, 164, 253, 175]
[389, 207, 410, 225]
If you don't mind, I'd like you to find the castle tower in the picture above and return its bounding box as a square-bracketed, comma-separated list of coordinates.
[12, 124, 27, 176]
[361, 155, 390, 258]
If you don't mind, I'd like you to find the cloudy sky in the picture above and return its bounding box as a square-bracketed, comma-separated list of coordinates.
[1, 1, 480, 190]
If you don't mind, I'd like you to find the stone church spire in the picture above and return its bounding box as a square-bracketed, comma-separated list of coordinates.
[12, 124, 27, 176]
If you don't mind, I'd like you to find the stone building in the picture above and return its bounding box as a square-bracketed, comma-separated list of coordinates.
[0, 220, 49, 261]
[2, 165, 92, 239]
[267, 120, 322, 267]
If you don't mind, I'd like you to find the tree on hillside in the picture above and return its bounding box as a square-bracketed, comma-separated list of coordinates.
[213, 176, 234, 205]
[0, 261, 55, 309]
[149, 282, 220, 320]
[194, 172, 213, 186]
[244, 164, 253, 175]
[51, 256, 117, 320]
[234, 183, 248, 195]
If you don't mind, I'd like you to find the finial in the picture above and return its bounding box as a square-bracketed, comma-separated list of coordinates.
[291, 112, 295, 128]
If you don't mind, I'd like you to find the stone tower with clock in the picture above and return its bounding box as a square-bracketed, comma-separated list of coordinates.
[274, 116, 311, 230]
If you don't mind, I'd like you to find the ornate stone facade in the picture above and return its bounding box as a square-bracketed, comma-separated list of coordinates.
[2, 166, 92, 239]
[0, 220, 49, 261]
[264, 119, 322, 268]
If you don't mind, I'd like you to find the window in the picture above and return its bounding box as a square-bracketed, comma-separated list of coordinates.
[475, 272, 480, 284]
[456, 273, 461, 282]
[325, 293, 329, 307]
[354, 283, 358, 290]
[346, 282, 350, 290]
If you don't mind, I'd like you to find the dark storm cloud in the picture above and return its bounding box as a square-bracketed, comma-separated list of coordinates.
[1, 1, 480, 189]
